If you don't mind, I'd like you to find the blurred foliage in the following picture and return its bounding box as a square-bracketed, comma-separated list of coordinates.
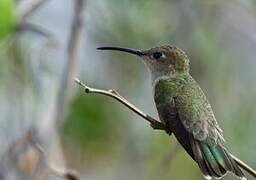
[62, 89, 126, 152]
[0, 0, 16, 42]
[0, 38, 34, 91]
[1, 0, 256, 179]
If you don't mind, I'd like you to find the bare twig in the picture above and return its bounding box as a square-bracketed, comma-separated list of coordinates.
[74, 78, 256, 179]
[16, 22, 56, 40]
[74, 78, 166, 130]
[16, 0, 57, 43]
[230, 153, 256, 178]
[0, 129, 79, 180]
[55, 0, 86, 127]
[29, 131, 80, 180]
[18, 0, 50, 20]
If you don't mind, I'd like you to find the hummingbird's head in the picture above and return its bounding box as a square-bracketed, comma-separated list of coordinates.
[97, 45, 190, 81]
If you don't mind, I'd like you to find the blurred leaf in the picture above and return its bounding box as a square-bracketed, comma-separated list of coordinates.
[62, 90, 124, 151]
[0, 0, 17, 42]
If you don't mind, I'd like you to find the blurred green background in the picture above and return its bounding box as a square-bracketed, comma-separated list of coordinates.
[1, 0, 256, 179]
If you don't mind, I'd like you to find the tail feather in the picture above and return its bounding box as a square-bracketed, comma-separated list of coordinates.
[190, 136, 246, 179]
[212, 146, 233, 172]
[190, 136, 212, 179]
[200, 143, 226, 178]
[224, 150, 246, 179]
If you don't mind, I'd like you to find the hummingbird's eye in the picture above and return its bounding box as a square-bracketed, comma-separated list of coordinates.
[152, 52, 163, 59]
[152, 52, 166, 59]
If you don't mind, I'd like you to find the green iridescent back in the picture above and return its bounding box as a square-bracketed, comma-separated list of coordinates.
[154, 73, 224, 145]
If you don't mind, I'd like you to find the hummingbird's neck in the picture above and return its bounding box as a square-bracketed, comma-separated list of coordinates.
[151, 71, 169, 84]
[151, 71, 189, 90]
[149, 65, 172, 82]
[150, 68, 174, 90]
[152, 74, 170, 90]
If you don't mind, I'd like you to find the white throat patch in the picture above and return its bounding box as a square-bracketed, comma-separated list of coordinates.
[152, 75, 170, 95]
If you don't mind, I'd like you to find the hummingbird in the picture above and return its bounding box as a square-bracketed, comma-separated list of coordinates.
[97, 45, 246, 180]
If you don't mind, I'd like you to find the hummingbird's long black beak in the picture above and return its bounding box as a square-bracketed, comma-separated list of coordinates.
[97, 46, 144, 56]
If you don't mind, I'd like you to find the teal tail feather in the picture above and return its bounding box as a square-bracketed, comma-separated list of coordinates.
[190, 135, 246, 179]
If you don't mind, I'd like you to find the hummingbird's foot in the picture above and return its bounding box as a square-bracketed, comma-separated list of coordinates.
[150, 121, 172, 135]
[150, 120, 166, 130]
[165, 128, 172, 136]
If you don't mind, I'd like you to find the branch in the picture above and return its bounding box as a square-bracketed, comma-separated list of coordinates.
[31, 142, 80, 180]
[55, 0, 86, 127]
[16, 0, 57, 43]
[16, 22, 56, 39]
[230, 153, 256, 178]
[74, 78, 256, 179]
[2, 129, 79, 180]
[27, 131, 80, 180]
[74, 78, 166, 131]
[17, 0, 50, 20]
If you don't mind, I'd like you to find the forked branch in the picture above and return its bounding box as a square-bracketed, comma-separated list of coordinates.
[74, 78, 256, 179]
[18, 0, 50, 20]
[74, 78, 165, 130]
[27, 130, 80, 180]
